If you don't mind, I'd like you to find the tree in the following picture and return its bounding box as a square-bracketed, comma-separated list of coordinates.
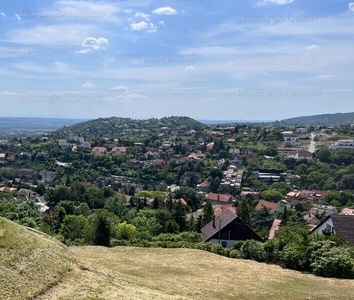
[261, 190, 283, 202]
[88, 209, 111, 246]
[316, 148, 332, 163]
[60, 215, 88, 244]
[202, 199, 214, 227]
[104, 194, 128, 220]
[115, 221, 137, 240]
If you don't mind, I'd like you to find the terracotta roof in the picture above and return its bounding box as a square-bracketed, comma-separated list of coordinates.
[255, 200, 279, 214]
[172, 198, 188, 206]
[296, 151, 313, 157]
[198, 181, 210, 187]
[213, 204, 236, 215]
[340, 208, 354, 216]
[268, 219, 281, 240]
[206, 192, 236, 203]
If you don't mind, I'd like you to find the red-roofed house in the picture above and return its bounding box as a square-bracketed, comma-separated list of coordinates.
[213, 204, 236, 216]
[304, 213, 320, 226]
[255, 200, 282, 215]
[340, 208, 354, 216]
[111, 147, 127, 154]
[172, 198, 188, 206]
[197, 181, 210, 193]
[92, 147, 107, 154]
[295, 151, 313, 160]
[206, 193, 236, 205]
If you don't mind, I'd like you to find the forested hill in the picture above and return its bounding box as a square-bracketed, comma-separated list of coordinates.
[278, 112, 354, 126]
[52, 116, 205, 138]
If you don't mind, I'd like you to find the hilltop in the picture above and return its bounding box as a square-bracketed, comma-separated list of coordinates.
[51, 116, 205, 139]
[278, 112, 354, 126]
[2, 220, 354, 300]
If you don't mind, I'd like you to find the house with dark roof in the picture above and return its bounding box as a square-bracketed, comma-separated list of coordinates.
[311, 215, 354, 245]
[255, 200, 282, 216]
[201, 209, 263, 248]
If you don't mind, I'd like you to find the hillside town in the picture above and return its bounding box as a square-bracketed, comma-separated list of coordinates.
[1, 116, 354, 278]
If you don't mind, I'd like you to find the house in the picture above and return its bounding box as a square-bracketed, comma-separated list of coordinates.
[303, 213, 320, 226]
[197, 181, 210, 193]
[206, 192, 236, 205]
[294, 151, 313, 160]
[281, 131, 298, 145]
[311, 215, 354, 245]
[255, 200, 282, 215]
[268, 219, 282, 240]
[111, 147, 127, 154]
[228, 148, 241, 157]
[179, 172, 201, 185]
[329, 140, 354, 151]
[201, 209, 263, 247]
[340, 208, 354, 216]
[296, 189, 327, 202]
[0, 153, 5, 161]
[58, 140, 71, 149]
[245, 150, 255, 163]
[213, 204, 236, 216]
[309, 205, 337, 217]
[7, 153, 17, 161]
[91, 147, 107, 154]
[289, 199, 313, 212]
[39, 170, 57, 183]
[296, 127, 307, 134]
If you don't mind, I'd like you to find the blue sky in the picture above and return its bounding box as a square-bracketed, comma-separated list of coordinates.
[0, 0, 354, 121]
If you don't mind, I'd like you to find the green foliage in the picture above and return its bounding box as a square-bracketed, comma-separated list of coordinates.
[240, 240, 267, 262]
[261, 190, 283, 202]
[115, 221, 137, 240]
[60, 214, 88, 245]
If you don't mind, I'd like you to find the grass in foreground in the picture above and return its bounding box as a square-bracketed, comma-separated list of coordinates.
[0, 217, 73, 300]
[41, 246, 354, 300]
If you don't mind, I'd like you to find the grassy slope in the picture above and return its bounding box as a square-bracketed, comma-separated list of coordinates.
[42, 246, 354, 300]
[2, 222, 354, 300]
[0, 217, 73, 300]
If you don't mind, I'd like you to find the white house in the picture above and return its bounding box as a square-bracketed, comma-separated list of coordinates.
[329, 140, 354, 151]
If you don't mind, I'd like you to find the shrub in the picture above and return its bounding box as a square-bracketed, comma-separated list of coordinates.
[229, 249, 243, 259]
[310, 246, 354, 279]
[241, 240, 267, 262]
[196, 242, 214, 252]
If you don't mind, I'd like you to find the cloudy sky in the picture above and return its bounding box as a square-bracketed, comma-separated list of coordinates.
[0, 0, 354, 121]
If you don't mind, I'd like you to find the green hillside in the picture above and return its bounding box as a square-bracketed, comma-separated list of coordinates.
[279, 112, 354, 126]
[51, 116, 205, 139]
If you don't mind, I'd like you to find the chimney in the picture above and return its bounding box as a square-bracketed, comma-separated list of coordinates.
[212, 215, 216, 228]
[217, 194, 220, 203]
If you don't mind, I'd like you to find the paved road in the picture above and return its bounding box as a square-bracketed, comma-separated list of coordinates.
[308, 132, 316, 153]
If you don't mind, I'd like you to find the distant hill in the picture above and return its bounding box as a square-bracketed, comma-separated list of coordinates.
[0, 117, 85, 138]
[52, 116, 205, 138]
[278, 112, 354, 126]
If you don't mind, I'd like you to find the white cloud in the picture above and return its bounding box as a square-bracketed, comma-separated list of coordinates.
[158, 21, 165, 25]
[76, 48, 92, 54]
[317, 74, 338, 79]
[110, 93, 148, 103]
[14, 14, 21, 20]
[349, 3, 354, 12]
[130, 21, 157, 32]
[1, 92, 19, 95]
[6, 24, 94, 46]
[82, 37, 108, 50]
[306, 44, 319, 50]
[0, 12, 6, 17]
[124, 9, 132, 14]
[135, 12, 150, 20]
[130, 21, 148, 30]
[109, 85, 128, 92]
[185, 66, 195, 71]
[152, 7, 178, 15]
[81, 82, 95, 88]
[54, 0, 120, 21]
[257, 0, 293, 6]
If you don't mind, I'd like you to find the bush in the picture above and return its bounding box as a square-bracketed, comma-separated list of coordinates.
[310, 245, 354, 278]
[211, 244, 226, 256]
[110, 239, 131, 247]
[232, 240, 245, 250]
[229, 249, 243, 259]
[196, 242, 214, 252]
[241, 240, 267, 262]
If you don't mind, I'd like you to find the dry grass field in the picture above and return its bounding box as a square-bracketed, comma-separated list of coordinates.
[2, 217, 354, 300]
